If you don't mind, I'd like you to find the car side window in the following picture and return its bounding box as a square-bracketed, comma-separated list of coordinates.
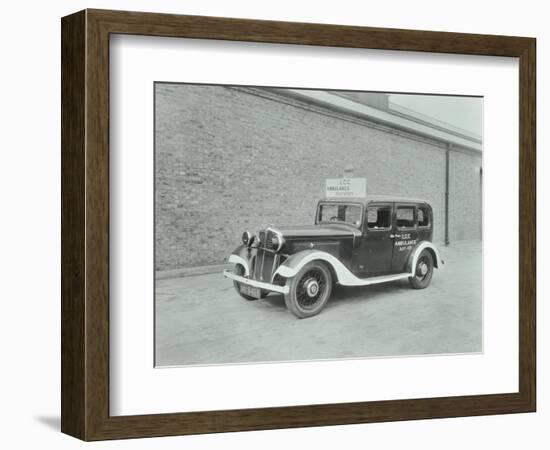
[418, 206, 430, 227]
[367, 206, 392, 229]
[396, 206, 415, 228]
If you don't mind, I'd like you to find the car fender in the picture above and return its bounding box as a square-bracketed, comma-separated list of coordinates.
[227, 245, 251, 277]
[272, 249, 354, 284]
[407, 241, 444, 275]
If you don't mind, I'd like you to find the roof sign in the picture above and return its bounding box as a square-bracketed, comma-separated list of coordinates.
[325, 178, 367, 198]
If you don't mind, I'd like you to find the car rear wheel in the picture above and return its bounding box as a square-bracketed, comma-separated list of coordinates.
[232, 264, 267, 300]
[284, 261, 332, 318]
[409, 250, 434, 289]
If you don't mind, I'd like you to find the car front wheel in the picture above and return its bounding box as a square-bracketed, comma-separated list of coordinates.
[409, 249, 434, 289]
[284, 261, 332, 318]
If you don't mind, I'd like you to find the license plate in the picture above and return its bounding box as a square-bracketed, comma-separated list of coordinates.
[240, 284, 261, 298]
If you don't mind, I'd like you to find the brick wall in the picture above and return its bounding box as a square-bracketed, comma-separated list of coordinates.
[449, 151, 483, 241]
[155, 84, 482, 271]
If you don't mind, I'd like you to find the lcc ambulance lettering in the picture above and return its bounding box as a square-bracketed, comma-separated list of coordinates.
[394, 233, 417, 251]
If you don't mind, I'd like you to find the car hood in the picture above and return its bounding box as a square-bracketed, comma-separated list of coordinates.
[274, 224, 360, 238]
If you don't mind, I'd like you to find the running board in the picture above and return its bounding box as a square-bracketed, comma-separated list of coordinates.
[339, 272, 411, 287]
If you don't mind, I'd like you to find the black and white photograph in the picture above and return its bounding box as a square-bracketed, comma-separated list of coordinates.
[154, 84, 483, 367]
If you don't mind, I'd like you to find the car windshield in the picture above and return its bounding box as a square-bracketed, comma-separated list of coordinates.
[317, 203, 362, 228]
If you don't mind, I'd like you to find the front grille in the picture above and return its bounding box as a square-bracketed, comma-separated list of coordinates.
[252, 249, 279, 282]
[258, 229, 278, 251]
[258, 230, 267, 248]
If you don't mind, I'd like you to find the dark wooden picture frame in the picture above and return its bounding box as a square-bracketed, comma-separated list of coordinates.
[61, 9, 536, 441]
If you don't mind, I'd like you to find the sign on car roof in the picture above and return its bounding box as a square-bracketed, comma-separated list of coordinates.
[325, 178, 367, 198]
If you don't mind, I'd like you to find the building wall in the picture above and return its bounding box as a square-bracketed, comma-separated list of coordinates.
[449, 151, 483, 241]
[155, 84, 482, 271]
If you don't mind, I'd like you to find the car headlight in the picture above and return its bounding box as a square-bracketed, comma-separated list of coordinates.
[269, 232, 285, 252]
[242, 230, 253, 247]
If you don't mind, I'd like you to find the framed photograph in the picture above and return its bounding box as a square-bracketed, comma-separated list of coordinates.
[61, 9, 536, 440]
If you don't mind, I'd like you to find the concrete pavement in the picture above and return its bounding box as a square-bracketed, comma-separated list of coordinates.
[155, 241, 482, 366]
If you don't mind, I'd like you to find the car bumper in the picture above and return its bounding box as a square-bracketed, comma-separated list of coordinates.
[223, 270, 289, 295]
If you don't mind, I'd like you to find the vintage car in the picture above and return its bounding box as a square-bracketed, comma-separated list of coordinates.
[223, 196, 444, 318]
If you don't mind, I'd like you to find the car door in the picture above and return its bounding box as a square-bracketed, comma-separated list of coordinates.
[354, 203, 394, 276]
[390, 203, 419, 272]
